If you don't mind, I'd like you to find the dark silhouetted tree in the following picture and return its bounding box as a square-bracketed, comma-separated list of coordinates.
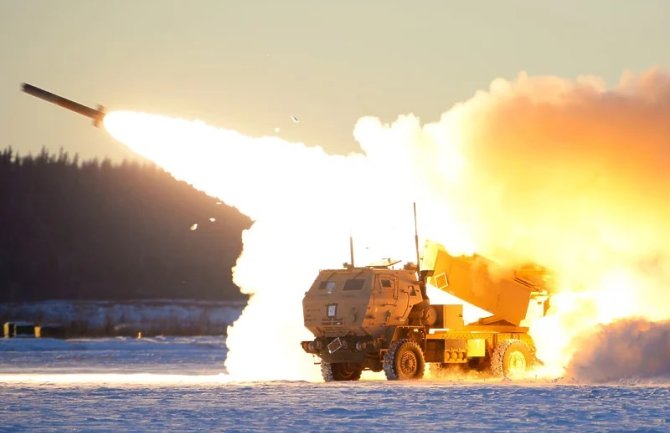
[0, 148, 251, 302]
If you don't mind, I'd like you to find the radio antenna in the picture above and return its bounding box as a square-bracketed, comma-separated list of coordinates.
[413, 202, 421, 271]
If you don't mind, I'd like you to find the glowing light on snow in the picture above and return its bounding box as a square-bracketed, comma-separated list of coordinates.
[105, 68, 670, 381]
[0, 373, 235, 386]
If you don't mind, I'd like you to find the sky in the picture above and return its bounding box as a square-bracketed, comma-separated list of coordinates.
[1, 0, 669, 162]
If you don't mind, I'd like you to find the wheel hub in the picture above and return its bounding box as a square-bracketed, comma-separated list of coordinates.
[507, 350, 527, 377]
[400, 351, 418, 375]
[340, 363, 356, 377]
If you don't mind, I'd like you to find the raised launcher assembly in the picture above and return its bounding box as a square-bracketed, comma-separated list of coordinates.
[301, 244, 550, 381]
[21, 83, 106, 127]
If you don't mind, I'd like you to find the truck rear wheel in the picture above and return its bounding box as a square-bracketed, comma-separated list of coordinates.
[490, 339, 531, 379]
[321, 362, 363, 382]
[383, 339, 425, 380]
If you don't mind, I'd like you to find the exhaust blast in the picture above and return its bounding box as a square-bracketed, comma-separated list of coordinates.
[103, 113, 417, 381]
[104, 68, 670, 381]
[566, 319, 670, 383]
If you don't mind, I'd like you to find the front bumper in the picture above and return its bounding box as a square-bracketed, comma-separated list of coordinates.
[301, 336, 381, 363]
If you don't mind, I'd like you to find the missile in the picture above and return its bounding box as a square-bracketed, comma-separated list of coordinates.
[21, 83, 106, 127]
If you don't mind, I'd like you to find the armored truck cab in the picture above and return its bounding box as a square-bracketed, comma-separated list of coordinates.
[301, 246, 550, 382]
[303, 267, 424, 339]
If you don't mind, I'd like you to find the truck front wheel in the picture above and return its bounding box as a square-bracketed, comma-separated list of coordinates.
[383, 339, 425, 380]
[321, 362, 363, 382]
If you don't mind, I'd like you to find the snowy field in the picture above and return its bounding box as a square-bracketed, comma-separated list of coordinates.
[0, 338, 668, 433]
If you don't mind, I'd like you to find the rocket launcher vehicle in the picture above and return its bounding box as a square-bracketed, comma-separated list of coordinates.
[301, 243, 552, 382]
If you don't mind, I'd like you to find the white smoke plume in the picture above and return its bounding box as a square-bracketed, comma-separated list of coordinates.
[354, 69, 670, 375]
[105, 68, 670, 380]
[566, 319, 670, 383]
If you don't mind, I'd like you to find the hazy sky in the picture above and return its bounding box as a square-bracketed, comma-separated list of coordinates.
[1, 0, 669, 161]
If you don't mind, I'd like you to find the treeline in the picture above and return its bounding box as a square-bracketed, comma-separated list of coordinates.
[0, 148, 251, 302]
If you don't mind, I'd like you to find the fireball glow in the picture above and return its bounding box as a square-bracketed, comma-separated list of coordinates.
[104, 69, 670, 381]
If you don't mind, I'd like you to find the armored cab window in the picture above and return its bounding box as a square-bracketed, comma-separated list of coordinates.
[319, 281, 337, 294]
[343, 278, 365, 291]
[378, 275, 398, 299]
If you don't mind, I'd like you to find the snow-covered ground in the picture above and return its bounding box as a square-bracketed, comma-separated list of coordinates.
[0, 336, 227, 374]
[0, 338, 668, 433]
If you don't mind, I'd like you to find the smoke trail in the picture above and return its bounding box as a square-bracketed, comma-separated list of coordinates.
[103, 114, 418, 380]
[105, 68, 670, 380]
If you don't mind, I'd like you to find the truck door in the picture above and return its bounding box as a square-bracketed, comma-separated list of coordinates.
[377, 274, 398, 306]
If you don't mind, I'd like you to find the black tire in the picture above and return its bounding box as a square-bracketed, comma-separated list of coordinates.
[383, 339, 425, 380]
[490, 339, 532, 379]
[321, 362, 363, 382]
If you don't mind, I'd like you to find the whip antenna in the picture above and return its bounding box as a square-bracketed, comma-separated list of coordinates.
[414, 202, 421, 271]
